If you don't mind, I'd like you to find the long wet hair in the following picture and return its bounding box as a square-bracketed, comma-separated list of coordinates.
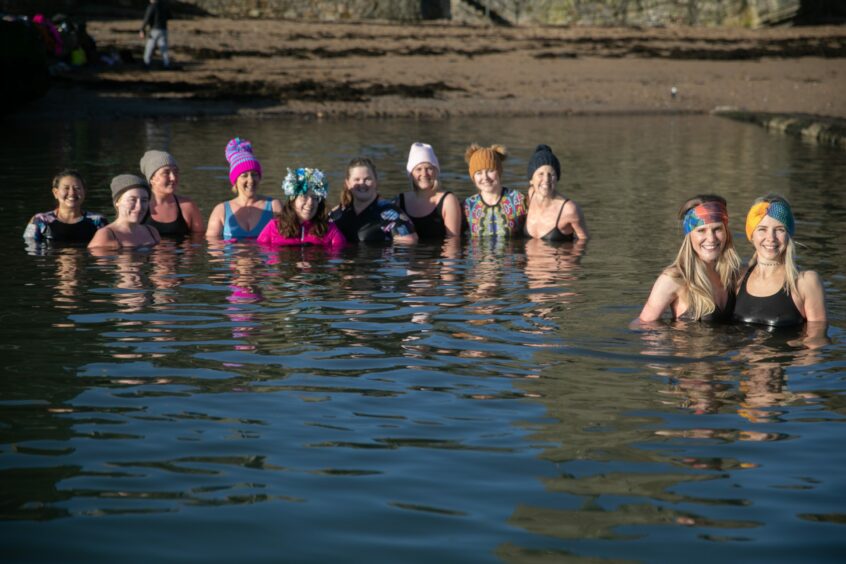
[667, 194, 741, 320]
[275, 197, 328, 238]
[52, 169, 85, 190]
[340, 157, 378, 209]
[747, 193, 799, 296]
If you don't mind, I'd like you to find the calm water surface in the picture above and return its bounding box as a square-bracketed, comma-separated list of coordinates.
[1, 115, 845, 562]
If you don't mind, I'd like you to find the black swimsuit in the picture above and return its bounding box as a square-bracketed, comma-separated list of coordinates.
[143, 195, 190, 237]
[524, 198, 574, 242]
[45, 214, 102, 243]
[678, 291, 735, 323]
[734, 266, 804, 327]
[397, 192, 450, 240]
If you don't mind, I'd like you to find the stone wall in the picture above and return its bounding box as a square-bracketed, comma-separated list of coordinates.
[0, 0, 814, 27]
[452, 0, 801, 27]
[185, 0, 421, 21]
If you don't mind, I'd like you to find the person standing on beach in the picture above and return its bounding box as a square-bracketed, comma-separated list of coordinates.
[139, 0, 172, 69]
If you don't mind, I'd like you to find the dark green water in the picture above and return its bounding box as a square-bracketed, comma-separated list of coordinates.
[1, 115, 844, 562]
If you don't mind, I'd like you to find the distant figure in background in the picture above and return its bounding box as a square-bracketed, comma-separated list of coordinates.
[139, 0, 172, 69]
[140, 150, 205, 237]
[24, 169, 107, 244]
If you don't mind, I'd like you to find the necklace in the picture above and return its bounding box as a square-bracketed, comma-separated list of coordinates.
[757, 261, 782, 267]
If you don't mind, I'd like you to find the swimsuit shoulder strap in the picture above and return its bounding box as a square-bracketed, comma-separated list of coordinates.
[435, 191, 450, 212]
[740, 264, 755, 289]
[555, 199, 568, 225]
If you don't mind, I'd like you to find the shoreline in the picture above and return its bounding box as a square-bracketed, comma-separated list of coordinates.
[8, 18, 845, 133]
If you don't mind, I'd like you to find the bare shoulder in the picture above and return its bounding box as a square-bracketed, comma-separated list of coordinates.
[442, 191, 461, 207]
[798, 269, 823, 290]
[658, 267, 682, 285]
[561, 199, 585, 222]
[562, 199, 583, 213]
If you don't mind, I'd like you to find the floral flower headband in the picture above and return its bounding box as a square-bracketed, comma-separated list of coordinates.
[281, 167, 329, 200]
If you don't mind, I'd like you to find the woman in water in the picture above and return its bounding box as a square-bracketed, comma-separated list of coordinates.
[206, 138, 282, 240]
[463, 143, 526, 238]
[140, 150, 205, 237]
[395, 142, 461, 239]
[88, 174, 161, 249]
[523, 144, 589, 241]
[329, 157, 417, 244]
[24, 169, 107, 244]
[257, 167, 345, 247]
[638, 195, 741, 322]
[734, 194, 826, 326]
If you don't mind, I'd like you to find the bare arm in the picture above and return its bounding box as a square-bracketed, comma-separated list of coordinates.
[205, 203, 225, 239]
[179, 197, 206, 234]
[798, 270, 826, 322]
[638, 272, 681, 323]
[561, 200, 589, 240]
[441, 193, 462, 238]
[271, 198, 284, 215]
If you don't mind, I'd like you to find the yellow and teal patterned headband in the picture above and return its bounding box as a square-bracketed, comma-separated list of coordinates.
[745, 200, 794, 241]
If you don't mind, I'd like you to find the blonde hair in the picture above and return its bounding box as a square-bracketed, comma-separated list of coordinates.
[667, 195, 741, 320]
[340, 157, 378, 208]
[747, 194, 799, 296]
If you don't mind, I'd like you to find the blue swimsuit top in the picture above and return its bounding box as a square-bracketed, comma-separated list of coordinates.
[223, 199, 274, 239]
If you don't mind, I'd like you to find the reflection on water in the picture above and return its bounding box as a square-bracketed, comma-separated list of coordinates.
[2, 115, 845, 562]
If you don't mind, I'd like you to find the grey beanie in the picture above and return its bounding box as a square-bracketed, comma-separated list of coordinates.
[110, 174, 150, 203]
[140, 150, 179, 181]
[526, 144, 561, 180]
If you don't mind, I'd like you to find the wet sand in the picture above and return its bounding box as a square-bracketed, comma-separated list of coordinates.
[15, 18, 846, 120]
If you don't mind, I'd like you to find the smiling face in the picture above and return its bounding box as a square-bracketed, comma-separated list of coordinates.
[234, 170, 261, 196]
[530, 165, 557, 197]
[345, 165, 378, 205]
[115, 188, 150, 223]
[472, 168, 502, 194]
[150, 165, 179, 196]
[411, 162, 438, 192]
[293, 194, 320, 222]
[52, 175, 85, 212]
[689, 221, 726, 264]
[751, 215, 788, 262]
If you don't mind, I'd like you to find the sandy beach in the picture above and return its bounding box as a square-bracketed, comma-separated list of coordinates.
[14, 17, 846, 120]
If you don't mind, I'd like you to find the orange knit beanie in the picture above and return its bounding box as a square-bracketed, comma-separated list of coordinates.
[465, 144, 506, 177]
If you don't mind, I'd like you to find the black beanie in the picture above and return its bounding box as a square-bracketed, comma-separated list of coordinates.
[526, 144, 561, 180]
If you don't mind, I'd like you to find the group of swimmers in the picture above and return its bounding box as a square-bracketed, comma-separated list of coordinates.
[23, 137, 826, 329]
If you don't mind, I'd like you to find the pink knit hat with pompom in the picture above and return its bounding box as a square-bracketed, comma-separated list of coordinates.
[225, 137, 262, 185]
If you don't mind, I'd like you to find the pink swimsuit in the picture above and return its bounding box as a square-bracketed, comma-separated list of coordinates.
[257, 219, 346, 248]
